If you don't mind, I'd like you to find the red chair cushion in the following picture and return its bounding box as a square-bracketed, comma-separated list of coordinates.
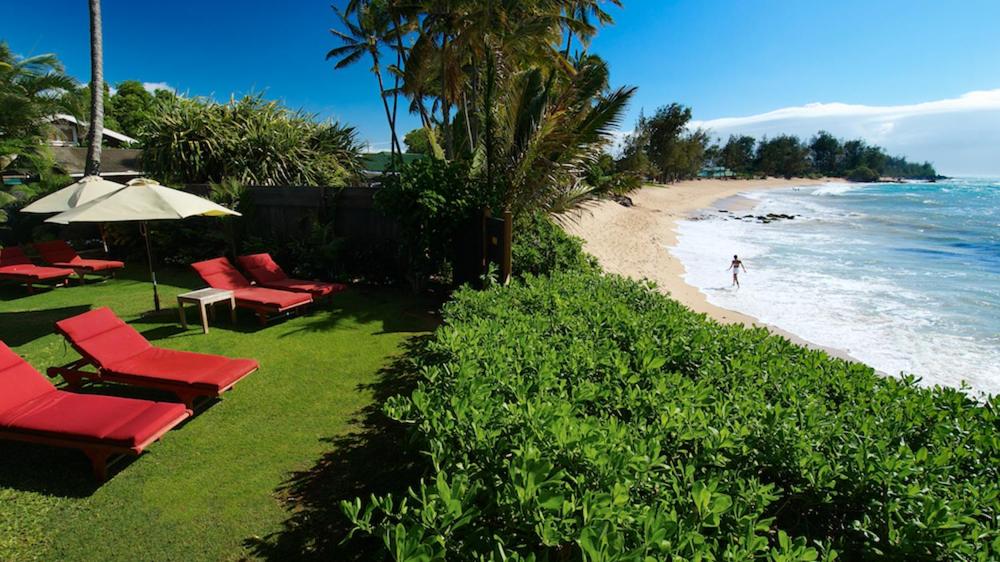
[233, 287, 312, 310]
[0, 246, 32, 267]
[259, 279, 347, 298]
[106, 348, 259, 391]
[0, 391, 187, 448]
[0, 342, 56, 414]
[236, 253, 287, 284]
[32, 240, 79, 264]
[191, 257, 252, 289]
[32, 240, 123, 272]
[52, 258, 124, 272]
[55, 307, 151, 367]
[0, 264, 75, 281]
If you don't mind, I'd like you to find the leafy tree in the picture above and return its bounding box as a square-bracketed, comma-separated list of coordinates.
[840, 139, 867, 174]
[643, 103, 692, 181]
[808, 130, 841, 176]
[720, 134, 755, 174]
[755, 135, 809, 178]
[107, 80, 154, 139]
[619, 103, 707, 182]
[403, 126, 438, 155]
[883, 155, 937, 179]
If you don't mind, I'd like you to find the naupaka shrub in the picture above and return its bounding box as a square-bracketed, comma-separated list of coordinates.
[344, 272, 999, 560]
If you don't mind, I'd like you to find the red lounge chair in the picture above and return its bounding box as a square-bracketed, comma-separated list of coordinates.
[32, 240, 124, 278]
[237, 253, 347, 299]
[49, 307, 259, 408]
[0, 246, 75, 293]
[0, 341, 190, 481]
[191, 257, 312, 324]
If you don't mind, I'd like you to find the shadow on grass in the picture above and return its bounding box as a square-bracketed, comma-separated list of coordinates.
[280, 287, 443, 338]
[0, 305, 92, 347]
[0, 378, 218, 498]
[246, 336, 433, 561]
[0, 441, 112, 498]
[125, 285, 444, 340]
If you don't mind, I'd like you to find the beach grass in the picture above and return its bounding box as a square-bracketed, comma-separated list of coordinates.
[0, 266, 436, 561]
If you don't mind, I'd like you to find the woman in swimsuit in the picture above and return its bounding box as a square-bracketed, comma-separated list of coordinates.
[728, 255, 747, 287]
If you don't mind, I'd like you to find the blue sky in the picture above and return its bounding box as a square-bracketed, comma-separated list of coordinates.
[5, 0, 1000, 173]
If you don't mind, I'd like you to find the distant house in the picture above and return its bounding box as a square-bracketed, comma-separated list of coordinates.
[50, 146, 143, 181]
[360, 152, 425, 179]
[45, 114, 138, 148]
[2, 117, 144, 185]
[697, 166, 735, 179]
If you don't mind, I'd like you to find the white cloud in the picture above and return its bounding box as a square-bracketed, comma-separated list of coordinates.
[142, 81, 176, 94]
[691, 89, 1000, 176]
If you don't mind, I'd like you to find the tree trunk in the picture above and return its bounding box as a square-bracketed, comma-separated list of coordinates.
[372, 54, 401, 158]
[84, 0, 104, 176]
[440, 33, 453, 159]
[391, 15, 405, 156]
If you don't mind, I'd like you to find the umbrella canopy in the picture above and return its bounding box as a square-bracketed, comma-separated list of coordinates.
[20, 175, 125, 213]
[44, 178, 241, 312]
[46, 178, 240, 224]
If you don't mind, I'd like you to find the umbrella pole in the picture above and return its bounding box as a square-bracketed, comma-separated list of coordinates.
[141, 221, 161, 311]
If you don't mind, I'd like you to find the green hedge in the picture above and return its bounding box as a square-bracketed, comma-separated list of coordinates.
[344, 272, 1000, 560]
[512, 212, 599, 278]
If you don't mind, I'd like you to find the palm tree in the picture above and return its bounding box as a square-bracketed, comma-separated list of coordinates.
[485, 55, 635, 216]
[0, 42, 77, 170]
[84, 0, 104, 176]
[327, 4, 402, 157]
[562, 0, 621, 56]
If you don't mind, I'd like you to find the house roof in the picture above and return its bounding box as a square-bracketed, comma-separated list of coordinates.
[50, 146, 143, 177]
[48, 114, 138, 145]
[361, 152, 425, 173]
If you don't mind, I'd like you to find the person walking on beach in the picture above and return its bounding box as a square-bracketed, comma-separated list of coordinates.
[729, 255, 747, 287]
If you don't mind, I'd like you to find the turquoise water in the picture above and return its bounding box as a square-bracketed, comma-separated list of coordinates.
[672, 179, 1000, 396]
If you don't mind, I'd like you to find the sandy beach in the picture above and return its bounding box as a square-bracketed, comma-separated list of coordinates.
[564, 177, 857, 357]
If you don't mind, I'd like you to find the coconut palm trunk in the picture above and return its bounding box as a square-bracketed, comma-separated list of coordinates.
[84, 0, 104, 176]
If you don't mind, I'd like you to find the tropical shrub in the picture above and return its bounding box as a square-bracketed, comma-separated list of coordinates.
[0, 43, 78, 165]
[512, 212, 598, 278]
[375, 158, 486, 288]
[140, 94, 361, 186]
[343, 272, 1000, 560]
[846, 166, 879, 183]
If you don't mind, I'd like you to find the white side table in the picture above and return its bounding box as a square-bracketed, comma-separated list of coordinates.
[177, 288, 236, 334]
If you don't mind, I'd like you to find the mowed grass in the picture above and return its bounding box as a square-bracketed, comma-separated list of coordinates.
[0, 266, 437, 561]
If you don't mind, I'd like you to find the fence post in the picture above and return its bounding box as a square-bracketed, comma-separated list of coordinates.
[501, 209, 512, 285]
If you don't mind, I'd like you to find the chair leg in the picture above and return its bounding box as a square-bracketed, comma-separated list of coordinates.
[256, 312, 267, 326]
[175, 391, 197, 410]
[83, 449, 109, 482]
[59, 370, 84, 390]
[26, 283, 34, 294]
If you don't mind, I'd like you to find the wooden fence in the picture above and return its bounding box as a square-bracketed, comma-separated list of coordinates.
[240, 186, 400, 243]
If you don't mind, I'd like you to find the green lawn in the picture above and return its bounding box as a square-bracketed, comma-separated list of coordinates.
[0, 266, 437, 561]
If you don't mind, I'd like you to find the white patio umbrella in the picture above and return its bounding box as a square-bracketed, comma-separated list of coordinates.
[47, 178, 240, 311]
[20, 175, 125, 213]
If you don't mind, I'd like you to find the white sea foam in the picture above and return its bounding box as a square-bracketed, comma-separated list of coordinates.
[671, 182, 1000, 397]
[811, 182, 863, 196]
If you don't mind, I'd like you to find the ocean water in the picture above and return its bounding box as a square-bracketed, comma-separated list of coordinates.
[671, 179, 1000, 397]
